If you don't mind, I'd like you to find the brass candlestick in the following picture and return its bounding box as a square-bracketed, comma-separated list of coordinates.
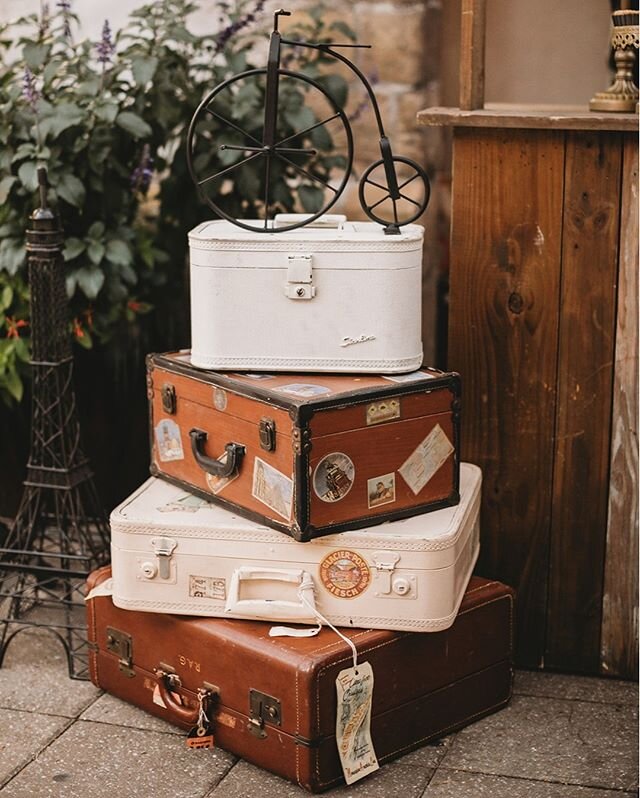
[590, 10, 639, 112]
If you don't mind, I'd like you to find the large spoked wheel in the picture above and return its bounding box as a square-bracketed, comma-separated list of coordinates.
[187, 68, 354, 233]
[358, 156, 430, 228]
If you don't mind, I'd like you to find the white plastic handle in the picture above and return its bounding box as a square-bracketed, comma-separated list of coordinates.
[224, 567, 317, 621]
[273, 213, 346, 230]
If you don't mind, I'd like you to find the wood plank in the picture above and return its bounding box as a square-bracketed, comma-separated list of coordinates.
[417, 104, 639, 132]
[600, 134, 639, 679]
[447, 127, 565, 667]
[545, 132, 622, 673]
[459, 0, 486, 110]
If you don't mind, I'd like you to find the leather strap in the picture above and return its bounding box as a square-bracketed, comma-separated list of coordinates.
[155, 672, 199, 725]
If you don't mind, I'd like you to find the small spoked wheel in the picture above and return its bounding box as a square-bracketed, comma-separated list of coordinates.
[358, 156, 430, 228]
[186, 68, 354, 233]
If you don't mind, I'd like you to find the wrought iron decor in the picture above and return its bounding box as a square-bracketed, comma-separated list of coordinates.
[187, 9, 430, 234]
[0, 168, 110, 680]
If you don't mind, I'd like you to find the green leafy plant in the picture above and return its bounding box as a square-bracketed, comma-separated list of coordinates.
[0, 0, 352, 404]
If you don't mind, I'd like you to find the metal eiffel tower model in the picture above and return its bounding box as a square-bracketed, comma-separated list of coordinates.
[0, 168, 110, 680]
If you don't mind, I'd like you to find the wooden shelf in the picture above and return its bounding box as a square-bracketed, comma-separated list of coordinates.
[417, 103, 639, 132]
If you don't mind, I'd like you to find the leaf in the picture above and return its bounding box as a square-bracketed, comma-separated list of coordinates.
[105, 239, 132, 266]
[0, 176, 16, 204]
[0, 239, 25, 276]
[283, 105, 316, 134]
[131, 55, 158, 86]
[87, 240, 105, 266]
[116, 111, 152, 139]
[75, 327, 93, 349]
[23, 42, 49, 69]
[95, 101, 119, 124]
[298, 184, 325, 214]
[17, 160, 38, 192]
[63, 237, 85, 261]
[76, 77, 101, 96]
[0, 284, 13, 310]
[317, 74, 348, 110]
[56, 172, 86, 208]
[65, 272, 77, 297]
[14, 335, 29, 362]
[310, 123, 332, 152]
[236, 165, 260, 199]
[76, 265, 105, 298]
[87, 221, 105, 240]
[4, 367, 23, 401]
[39, 102, 85, 138]
[330, 20, 356, 41]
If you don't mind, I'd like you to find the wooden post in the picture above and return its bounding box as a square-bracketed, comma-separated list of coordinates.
[460, 0, 487, 110]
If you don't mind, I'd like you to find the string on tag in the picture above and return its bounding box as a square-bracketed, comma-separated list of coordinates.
[298, 589, 359, 672]
[197, 690, 208, 734]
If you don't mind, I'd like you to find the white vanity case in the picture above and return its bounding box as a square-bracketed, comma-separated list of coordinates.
[109, 463, 481, 633]
[188, 216, 424, 373]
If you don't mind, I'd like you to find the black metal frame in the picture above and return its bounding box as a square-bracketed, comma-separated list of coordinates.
[186, 8, 430, 234]
[0, 169, 110, 680]
[147, 352, 460, 543]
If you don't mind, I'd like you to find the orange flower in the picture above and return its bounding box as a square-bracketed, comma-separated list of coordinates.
[72, 317, 84, 339]
[127, 299, 142, 313]
[5, 317, 28, 338]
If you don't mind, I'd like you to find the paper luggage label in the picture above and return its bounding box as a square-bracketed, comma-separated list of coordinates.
[155, 419, 184, 462]
[205, 451, 239, 495]
[189, 575, 226, 601]
[313, 453, 355, 503]
[320, 550, 370, 599]
[398, 423, 454, 496]
[367, 473, 396, 509]
[335, 662, 379, 785]
[158, 493, 209, 513]
[252, 457, 293, 520]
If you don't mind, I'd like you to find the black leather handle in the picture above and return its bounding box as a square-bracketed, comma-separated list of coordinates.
[189, 429, 245, 478]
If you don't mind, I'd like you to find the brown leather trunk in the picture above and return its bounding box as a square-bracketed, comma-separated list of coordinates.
[147, 351, 461, 541]
[87, 567, 514, 793]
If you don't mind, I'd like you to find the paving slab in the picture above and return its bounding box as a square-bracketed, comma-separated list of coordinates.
[209, 759, 434, 798]
[0, 719, 235, 798]
[515, 670, 638, 706]
[439, 694, 638, 791]
[397, 735, 455, 769]
[0, 627, 100, 717]
[422, 769, 637, 798]
[80, 693, 182, 735]
[0, 707, 70, 788]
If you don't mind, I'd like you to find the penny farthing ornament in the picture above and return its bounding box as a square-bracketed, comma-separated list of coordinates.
[187, 9, 431, 234]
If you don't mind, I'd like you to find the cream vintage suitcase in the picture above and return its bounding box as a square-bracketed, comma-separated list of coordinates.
[188, 215, 424, 373]
[109, 463, 481, 633]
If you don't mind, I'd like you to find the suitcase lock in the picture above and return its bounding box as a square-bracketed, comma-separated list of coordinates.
[259, 418, 276, 452]
[106, 627, 135, 677]
[161, 383, 177, 415]
[285, 254, 315, 300]
[248, 689, 281, 738]
[150, 537, 177, 579]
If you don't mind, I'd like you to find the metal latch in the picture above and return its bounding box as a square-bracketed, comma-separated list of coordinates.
[259, 418, 276, 452]
[372, 551, 400, 594]
[248, 689, 281, 738]
[285, 254, 315, 300]
[106, 627, 135, 677]
[161, 383, 177, 414]
[151, 537, 177, 580]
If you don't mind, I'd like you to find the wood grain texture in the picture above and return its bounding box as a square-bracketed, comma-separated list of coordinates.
[545, 132, 622, 673]
[459, 0, 486, 110]
[417, 105, 639, 132]
[600, 134, 639, 679]
[447, 128, 565, 667]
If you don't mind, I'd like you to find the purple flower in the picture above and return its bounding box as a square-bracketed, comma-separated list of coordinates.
[56, 0, 72, 38]
[22, 67, 40, 112]
[130, 144, 154, 194]
[96, 20, 115, 65]
[214, 0, 265, 53]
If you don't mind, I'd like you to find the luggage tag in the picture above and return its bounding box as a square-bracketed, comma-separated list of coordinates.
[186, 689, 215, 750]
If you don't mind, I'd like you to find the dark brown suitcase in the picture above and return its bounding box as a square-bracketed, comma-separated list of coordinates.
[147, 351, 461, 541]
[87, 567, 514, 793]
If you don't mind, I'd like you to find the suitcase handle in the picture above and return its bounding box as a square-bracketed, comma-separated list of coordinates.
[189, 429, 245, 478]
[225, 567, 317, 621]
[155, 671, 200, 725]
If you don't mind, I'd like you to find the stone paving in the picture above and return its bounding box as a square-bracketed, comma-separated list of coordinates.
[0, 627, 637, 798]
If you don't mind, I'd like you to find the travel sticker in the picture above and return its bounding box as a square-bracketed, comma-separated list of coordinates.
[313, 453, 355, 503]
[243, 373, 275, 380]
[367, 473, 396, 509]
[213, 387, 227, 411]
[320, 549, 370, 599]
[189, 575, 226, 600]
[398, 423, 454, 495]
[205, 451, 239, 495]
[252, 457, 293, 520]
[158, 494, 209, 513]
[276, 383, 332, 398]
[382, 371, 433, 383]
[155, 419, 184, 462]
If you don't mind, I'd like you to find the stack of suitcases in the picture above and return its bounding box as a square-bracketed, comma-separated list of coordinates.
[85, 215, 514, 792]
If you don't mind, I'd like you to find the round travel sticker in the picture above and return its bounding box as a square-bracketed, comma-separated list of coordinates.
[213, 388, 227, 411]
[313, 453, 355, 503]
[320, 550, 370, 599]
